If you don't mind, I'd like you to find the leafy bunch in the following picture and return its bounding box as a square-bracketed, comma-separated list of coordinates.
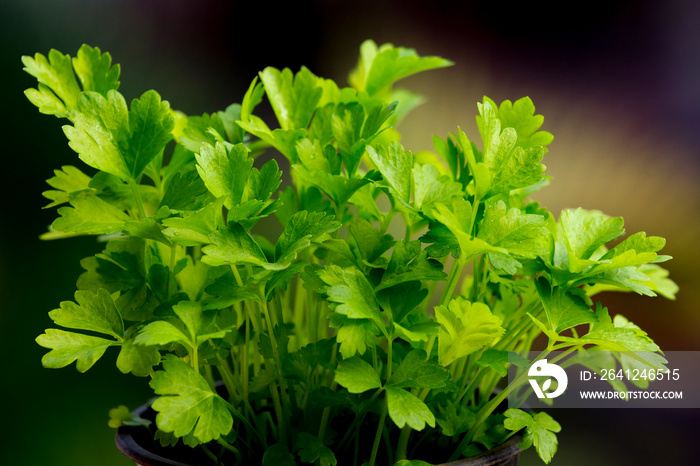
[26, 41, 677, 465]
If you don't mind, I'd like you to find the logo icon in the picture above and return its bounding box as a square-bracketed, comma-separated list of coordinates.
[528, 359, 568, 399]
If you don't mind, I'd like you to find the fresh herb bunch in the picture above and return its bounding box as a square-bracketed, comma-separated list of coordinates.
[25, 40, 677, 466]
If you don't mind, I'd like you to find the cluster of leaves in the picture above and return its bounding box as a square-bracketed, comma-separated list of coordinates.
[26, 41, 677, 466]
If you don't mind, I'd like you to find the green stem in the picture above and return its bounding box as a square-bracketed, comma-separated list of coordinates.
[216, 439, 242, 464]
[425, 258, 464, 357]
[403, 212, 412, 243]
[222, 399, 267, 448]
[204, 364, 216, 391]
[248, 138, 271, 156]
[167, 244, 177, 300]
[317, 344, 339, 443]
[242, 309, 251, 419]
[259, 295, 291, 443]
[396, 426, 411, 461]
[293, 275, 306, 345]
[128, 178, 146, 219]
[200, 444, 218, 463]
[470, 256, 481, 301]
[191, 344, 199, 374]
[379, 209, 397, 235]
[317, 381, 337, 442]
[337, 388, 383, 450]
[215, 353, 239, 403]
[368, 398, 388, 466]
[449, 385, 510, 461]
[440, 258, 463, 306]
[449, 349, 550, 461]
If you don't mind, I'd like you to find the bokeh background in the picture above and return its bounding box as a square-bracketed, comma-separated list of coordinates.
[1, 0, 699, 464]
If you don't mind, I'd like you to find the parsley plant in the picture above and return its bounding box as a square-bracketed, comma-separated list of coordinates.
[25, 40, 677, 465]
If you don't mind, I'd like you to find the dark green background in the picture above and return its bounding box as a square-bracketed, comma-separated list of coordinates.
[2, 1, 699, 464]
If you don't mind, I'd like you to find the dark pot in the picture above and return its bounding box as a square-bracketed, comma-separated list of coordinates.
[116, 402, 522, 466]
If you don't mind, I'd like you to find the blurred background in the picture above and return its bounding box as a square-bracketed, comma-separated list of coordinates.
[1, 0, 698, 464]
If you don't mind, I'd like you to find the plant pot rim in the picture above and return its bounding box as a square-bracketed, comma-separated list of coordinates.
[116, 400, 191, 466]
[117, 399, 523, 466]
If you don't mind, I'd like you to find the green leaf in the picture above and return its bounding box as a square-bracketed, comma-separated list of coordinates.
[393, 321, 439, 344]
[435, 297, 504, 366]
[419, 222, 460, 259]
[295, 433, 337, 466]
[377, 241, 446, 291]
[366, 141, 412, 203]
[568, 233, 672, 296]
[275, 210, 341, 264]
[431, 198, 502, 259]
[237, 115, 306, 161]
[455, 128, 491, 198]
[577, 266, 658, 297]
[412, 163, 462, 211]
[125, 90, 175, 178]
[23, 48, 80, 116]
[36, 329, 114, 372]
[108, 405, 151, 429]
[76, 238, 145, 293]
[558, 208, 625, 273]
[376, 281, 427, 323]
[123, 217, 171, 246]
[389, 349, 449, 389]
[63, 89, 174, 181]
[202, 222, 277, 269]
[172, 300, 222, 343]
[350, 40, 453, 96]
[162, 199, 223, 246]
[116, 338, 160, 376]
[385, 386, 436, 430]
[159, 170, 210, 211]
[476, 100, 546, 198]
[23, 45, 120, 117]
[481, 97, 553, 150]
[203, 272, 260, 310]
[48, 288, 124, 339]
[292, 164, 372, 206]
[583, 305, 660, 355]
[72, 44, 121, 95]
[43, 165, 93, 207]
[240, 76, 264, 122]
[535, 278, 597, 333]
[321, 266, 383, 328]
[504, 409, 560, 464]
[476, 349, 530, 377]
[262, 444, 297, 466]
[134, 321, 191, 348]
[328, 314, 379, 359]
[335, 356, 381, 393]
[637, 264, 678, 300]
[195, 142, 252, 208]
[349, 219, 395, 263]
[477, 200, 549, 270]
[260, 66, 323, 130]
[52, 195, 130, 235]
[329, 99, 396, 176]
[247, 159, 282, 203]
[349, 183, 384, 222]
[179, 105, 244, 152]
[596, 232, 667, 268]
[296, 138, 339, 174]
[150, 356, 233, 445]
[171, 301, 204, 339]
